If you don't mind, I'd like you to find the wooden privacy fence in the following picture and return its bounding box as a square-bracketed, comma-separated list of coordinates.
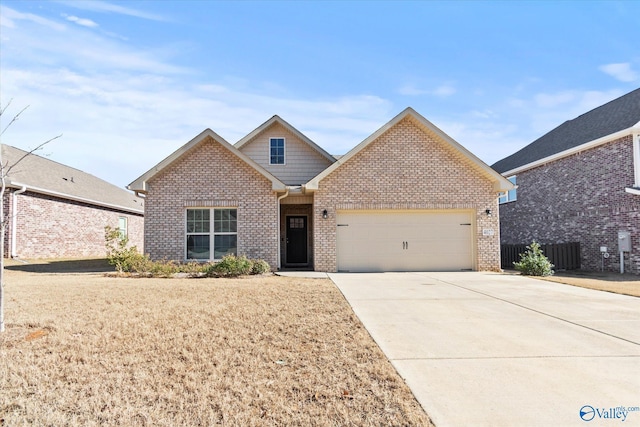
[501, 242, 581, 270]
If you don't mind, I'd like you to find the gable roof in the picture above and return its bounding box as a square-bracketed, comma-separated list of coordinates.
[2, 144, 143, 214]
[235, 115, 337, 164]
[493, 88, 640, 174]
[305, 107, 514, 192]
[127, 128, 286, 193]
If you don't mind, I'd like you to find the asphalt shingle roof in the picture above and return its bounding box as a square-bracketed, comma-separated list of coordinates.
[492, 88, 640, 174]
[2, 144, 143, 214]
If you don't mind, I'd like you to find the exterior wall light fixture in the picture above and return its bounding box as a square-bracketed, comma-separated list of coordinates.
[485, 209, 492, 216]
[322, 209, 328, 219]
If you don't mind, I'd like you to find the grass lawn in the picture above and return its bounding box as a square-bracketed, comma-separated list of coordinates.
[537, 271, 640, 297]
[0, 264, 433, 426]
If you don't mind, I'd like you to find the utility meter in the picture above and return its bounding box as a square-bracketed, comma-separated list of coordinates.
[618, 231, 631, 253]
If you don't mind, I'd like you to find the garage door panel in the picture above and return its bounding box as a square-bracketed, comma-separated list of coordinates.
[336, 210, 474, 272]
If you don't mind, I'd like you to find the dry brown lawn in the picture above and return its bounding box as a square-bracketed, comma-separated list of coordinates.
[0, 261, 433, 426]
[539, 271, 640, 297]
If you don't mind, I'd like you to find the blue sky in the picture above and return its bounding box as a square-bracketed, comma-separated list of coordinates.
[1, 0, 639, 189]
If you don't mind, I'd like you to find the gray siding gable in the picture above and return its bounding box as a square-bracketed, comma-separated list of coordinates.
[236, 120, 335, 186]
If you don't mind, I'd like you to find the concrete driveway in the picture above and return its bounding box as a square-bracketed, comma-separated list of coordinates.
[329, 272, 640, 427]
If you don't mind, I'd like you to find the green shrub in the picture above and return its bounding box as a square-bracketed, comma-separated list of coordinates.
[105, 226, 148, 273]
[211, 254, 254, 277]
[104, 233, 270, 278]
[251, 259, 271, 275]
[513, 241, 554, 276]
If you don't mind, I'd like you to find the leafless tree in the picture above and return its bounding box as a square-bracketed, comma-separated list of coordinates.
[0, 101, 61, 332]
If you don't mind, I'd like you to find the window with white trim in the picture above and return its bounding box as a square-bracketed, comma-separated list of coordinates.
[118, 216, 128, 239]
[499, 176, 517, 204]
[634, 134, 640, 187]
[186, 208, 237, 260]
[270, 138, 285, 164]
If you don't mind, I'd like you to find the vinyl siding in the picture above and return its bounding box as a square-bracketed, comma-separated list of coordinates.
[237, 123, 334, 185]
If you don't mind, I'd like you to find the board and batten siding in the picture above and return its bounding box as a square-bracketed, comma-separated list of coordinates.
[237, 122, 334, 185]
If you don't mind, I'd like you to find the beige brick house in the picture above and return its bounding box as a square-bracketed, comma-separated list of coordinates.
[2, 144, 144, 259]
[129, 108, 513, 272]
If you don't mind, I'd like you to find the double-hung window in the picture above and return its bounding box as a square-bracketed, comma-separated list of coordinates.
[270, 138, 285, 165]
[186, 208, 237, 260]
[499, 176, 517, 204]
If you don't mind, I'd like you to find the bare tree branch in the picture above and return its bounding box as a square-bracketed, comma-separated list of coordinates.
[4, 134, 63, 177]
[0, 104, 29, 137]
[1, 102, 60, 332]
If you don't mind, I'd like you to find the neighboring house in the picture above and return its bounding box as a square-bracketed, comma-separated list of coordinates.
[2, 144, 144, 259]
[492, 88, 640, 274]
[128, 108, 513, 272]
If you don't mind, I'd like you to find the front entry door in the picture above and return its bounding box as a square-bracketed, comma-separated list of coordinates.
[286, 216, 308, 265]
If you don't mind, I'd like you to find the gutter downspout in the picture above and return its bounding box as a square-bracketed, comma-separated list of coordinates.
[276, 190, 289, 269]
[11, 184, 27, 258]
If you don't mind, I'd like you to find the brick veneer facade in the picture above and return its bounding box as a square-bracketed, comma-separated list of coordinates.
[499, 135, 639, 274]
[3, 189, 143, 259]
[312, 117, 502, 272]
[144, 136, 279, 268]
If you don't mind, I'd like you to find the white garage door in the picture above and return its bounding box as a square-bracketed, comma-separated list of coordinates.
[336, 210, 474, 272]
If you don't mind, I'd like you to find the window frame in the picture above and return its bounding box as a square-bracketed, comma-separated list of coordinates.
[499, 175, 517, 204]
[634, 133, 640, 187]
[185, 208, 238, 261]
[269, 137, 286, 165]
[118, 216, 128, 239]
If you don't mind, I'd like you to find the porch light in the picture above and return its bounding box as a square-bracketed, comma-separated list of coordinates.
[322, 209, 328, 219]
[485, 209, 492, 216]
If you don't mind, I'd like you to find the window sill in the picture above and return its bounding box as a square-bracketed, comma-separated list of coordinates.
[625, 187, 640, 195]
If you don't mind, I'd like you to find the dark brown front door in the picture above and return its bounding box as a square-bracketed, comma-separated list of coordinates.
[286, 216, 308, 265]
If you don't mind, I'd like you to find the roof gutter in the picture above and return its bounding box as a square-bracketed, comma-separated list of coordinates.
[11, 184, 27, 258]
[6, 181, 144, 215]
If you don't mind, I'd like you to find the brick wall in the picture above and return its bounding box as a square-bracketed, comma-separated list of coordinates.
[499, 135, 639, 274]
[3, 189, 144, 259]
[313, 117, 501, 272]
[144, 136, 279, 268]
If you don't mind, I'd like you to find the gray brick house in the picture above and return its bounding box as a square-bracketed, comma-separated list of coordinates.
[2, 144, 144, 259]
[492, 88, 640, 274]
[129, 108, 514, 272]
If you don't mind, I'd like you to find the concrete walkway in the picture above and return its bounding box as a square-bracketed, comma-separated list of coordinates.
[329, 272, 640, 427]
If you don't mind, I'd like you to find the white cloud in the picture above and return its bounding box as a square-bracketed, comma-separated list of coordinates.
[0, 62, 394, 188]
[64, 15, 99, 28]
[1, 6, 186, 75]
[599, 62, 638, 82]
[534, 91, 576, 108]
[432, 84, 456, 97]
[0, 5, 67, 31]
[398, 83, 456, 97]
[55, 0, 166, 21]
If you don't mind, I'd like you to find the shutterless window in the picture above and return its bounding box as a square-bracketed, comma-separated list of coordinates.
[270, 138, 285, 164]
[499, 176, 517, 204]
[118, 217, 128, 239]
[186, 208, 237, 260]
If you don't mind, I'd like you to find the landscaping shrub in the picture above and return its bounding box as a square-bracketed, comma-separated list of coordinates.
[513, 241, 555, 276]
[251, 259, 271, 275]
[211, 255, 253, 277]
[104, 226, 149, 273]
[104, 231, 270, 278]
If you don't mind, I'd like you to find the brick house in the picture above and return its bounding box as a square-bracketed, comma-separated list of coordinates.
[492, 88, 640, 274]
[2, 144, 144, 259]
[128, 108, 513, 272]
